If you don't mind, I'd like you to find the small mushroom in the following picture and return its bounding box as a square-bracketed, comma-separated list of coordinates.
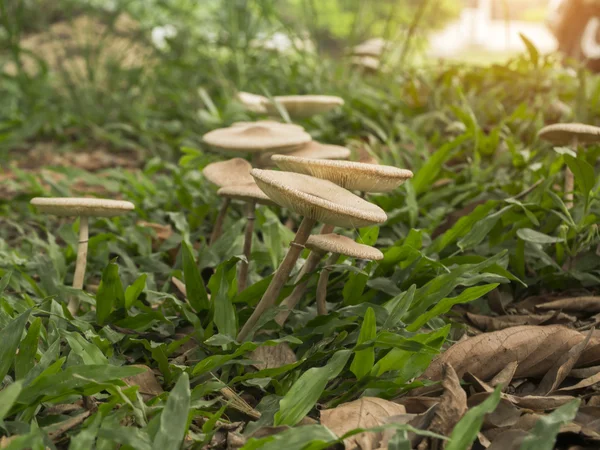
[236, 91, 268, 114]
[30, 197, 135, 314]
[202, 158, 254, 244]
[351, 56, 380, 73]
[217, 183, 275, 292]
[274, 156, 412, 324]
[203, 123, 312, 166]
[265, 95, 344, 119]
[230, 120, 305, 133]
[259, 141, 351, 167]
[538, 123, 600, 209]
[352, 38, 388, 57]
[305, 234, 383, 315]
[237, 169, 386, 341]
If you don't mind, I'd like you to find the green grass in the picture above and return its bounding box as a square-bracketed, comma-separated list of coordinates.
[1, 1, 600, 449]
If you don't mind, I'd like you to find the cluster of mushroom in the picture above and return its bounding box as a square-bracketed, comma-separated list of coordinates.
[350, 38, 388, 73]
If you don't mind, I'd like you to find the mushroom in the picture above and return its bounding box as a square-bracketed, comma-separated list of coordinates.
[230, 120, 305, 133]
[352, 38, 388, 57]
[202, 158, 254, 244]
[258, 141, 351, 167]
[305, 234, 383, 315]
[264, 95, 344, 119]
[236, 92, 268, 114]
[202, 123, 312, 166]
[30, 197, 135, 314]
[237, 169, 387, 341]
[538, 123, 600, 209]
[216, 183, 275, 292]
[351, 56, 380, 73]
[273, 156, 412, 325]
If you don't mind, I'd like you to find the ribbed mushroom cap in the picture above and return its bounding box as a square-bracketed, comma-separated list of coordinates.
[272, 155, 413, 193]
[251, 169, 387, 228]
[352, 38, 387, 57]
[217, 182, 275, 206]
[538, 123, 600, 145]
[236, 91, 268, 114]
[265, 95, 344, 118]
[306, 233, 383, 260]
[203, 124, 312, 153]
[230, 120, 305, 133]
[30, 197, 135, 217]
[203, 158, 253, 188]
[259, 141, 351, 167]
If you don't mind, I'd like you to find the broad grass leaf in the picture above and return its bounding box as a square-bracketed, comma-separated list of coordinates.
[153, 373, 190, 450]
[516, 228, 563, 244]
[519, 33, 539, 67]
[343, 263, 371, 306]
[434, 201, 498, 252]
[97, 426, 153, 450]
[62, 331, 108, 365]
[233, 274, 273, 305]
[0, 310, 30, 382]
[274, 349, 351, 426]
[564, 154, 595, 202]
[358, 226, 379, 246]
[125, 273, 147, 309]
[15, 317, 41, 380]
[350, 307, 376, 379]
[518, 399, 580, 450]
[0, 271, 12, 296]
[181, 241, 209, 312]
[407, 283, 499, 332]
[383, 285, 416, 329]
[445, 386, 501, 450]
[457, 205, 513, 251]
[69, 413, 102, 450]
[96, 260, 124, 325]
[243, 424, 338, 450]
[0, 381, 22, 422]
[208, 259, 238, 338]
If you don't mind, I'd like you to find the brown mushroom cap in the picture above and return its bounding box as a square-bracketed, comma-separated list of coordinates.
[217, 182, 275, 206]
[203, 158, 254, 188]
[236, 91, 268, 114]
[230, 120, 305, 133]
[306, 233, 383, 260]
[271, 155, 413, 193]
[251, 169, 387, 228]
[265, 95, 344, 118]
[259, 141, 351, 167]
[203, 124, 312, 154]
[30, 197, 135, 217]
[538, 123, 600, 145]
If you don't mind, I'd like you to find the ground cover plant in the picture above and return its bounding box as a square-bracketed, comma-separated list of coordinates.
[2, 1, 600, 449]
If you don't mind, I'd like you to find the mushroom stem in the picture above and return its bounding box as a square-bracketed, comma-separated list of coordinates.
[238, 201, 256, 292]
[210, 198, 231, 246]
[564, 166, 574, 209]
[237, 216, 316, 341]
[69, 216, 89, 314]
[275, 223, 335, 326]
[316, 253, 338, 316]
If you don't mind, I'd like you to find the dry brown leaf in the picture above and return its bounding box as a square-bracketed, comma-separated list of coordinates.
[122, 365, 163, 400]
[536, 297, 600, 313]
[47, 411, 93, 442]
[320, 397, 406, 450]
[138, 221, 173, 248]
[490, 361, 519, 390]
[571, 365, 600, 379]
[171, 276, 187, 297]
[466, 311, 575, 332]
[534, 328, 594, 395]
[463, 372, 494, 394]
[468, 394, 521, 429]
[420, 326, 600, 385]
[417, 364, 467, 450]
[248, 343, 297, 370]
[503, 393, 576, 410]
[486, 429, 528, 450]
[556, 372, 600, 393]
[394, 397, 440, 414]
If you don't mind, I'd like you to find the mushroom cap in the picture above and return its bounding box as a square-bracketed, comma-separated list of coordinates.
[259, 141, 351, 167]
[202, 158, 253, 188]
[352, 38, 388, 57]
[251, 169, 387, 228]
[265, 95, 344, 118]
[351, 56, 380, 72]
[271, 155, 413, 193]
[217, 182, 275, 206]
[230, 120, 305, 133]
[538, 123, 600, 145]
[203, 124, 312, 153]
[307, 233, 383, 260]
[236, 91, 268, 114]
[30, 197, 135, 217]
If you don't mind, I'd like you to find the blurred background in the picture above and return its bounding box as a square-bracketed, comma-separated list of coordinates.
[0, 0, 590, 161]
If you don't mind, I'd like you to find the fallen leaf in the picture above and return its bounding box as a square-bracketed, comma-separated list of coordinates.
[320, 397, 406, 450]
[248, 343, 297, 370]
[467, 393, 521, 429]
[555, 372, 600, 393]
[571, 365, 600, 379]
[123, 364, 163, 400]
[466, 312, 575, 332]
[487, 429, 528, 450]
[420, 326, 600, 384]
[171, 276, 187, 297]
[490, 361, 519, 390]
[395, 397, 440, 414]
[503, 393, 576, 410]
[536, 297, 600, 313]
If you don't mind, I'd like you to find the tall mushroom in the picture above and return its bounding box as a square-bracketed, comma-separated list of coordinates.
[203, 123, 312, 167]
[203, 158, 254, 245]
[30, 197, 135, 314]
[538, 123, 600, 209]
[264, 95, 344, 119]
[237, 170, 387, 341]
[271, 155, 412, 325]
[259, 141, 351, 167]
[216, 183, 275, 291]
[305, 234, 383, 315]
